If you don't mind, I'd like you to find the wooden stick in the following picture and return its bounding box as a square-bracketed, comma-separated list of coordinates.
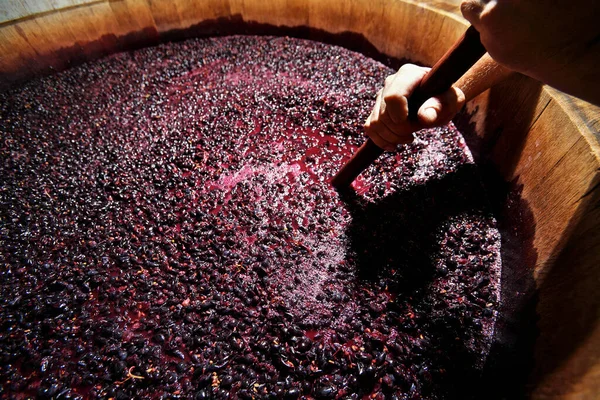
[330, 25, 487, 189]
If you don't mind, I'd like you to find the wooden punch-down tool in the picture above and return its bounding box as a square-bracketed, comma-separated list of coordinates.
[331, 26, 487, 189]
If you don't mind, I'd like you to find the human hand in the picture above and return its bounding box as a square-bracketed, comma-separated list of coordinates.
[460, 0, 551, 75]
[364, 64, 465, 151]
[460, 0, 600, 104]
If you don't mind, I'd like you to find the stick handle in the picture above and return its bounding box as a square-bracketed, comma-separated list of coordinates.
[331, 26, 486, 189]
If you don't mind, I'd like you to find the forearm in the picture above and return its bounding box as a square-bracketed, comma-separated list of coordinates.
[528, 44, 600, 106]
[455, 53, 514, 101]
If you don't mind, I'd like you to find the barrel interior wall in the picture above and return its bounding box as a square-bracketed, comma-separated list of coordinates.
[1, 0, 599, 398]
[464, 76, 600, 398]
[0, 0, 158, 86]
[0, 0, 468, 87]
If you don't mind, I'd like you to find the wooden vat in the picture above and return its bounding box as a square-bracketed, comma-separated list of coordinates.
[1, 0, 598, 398]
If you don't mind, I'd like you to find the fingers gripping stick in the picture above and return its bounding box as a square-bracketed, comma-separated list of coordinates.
[330, 26, 486, 189]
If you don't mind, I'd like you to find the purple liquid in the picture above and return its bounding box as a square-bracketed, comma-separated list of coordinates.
[0, 36, 501, 399]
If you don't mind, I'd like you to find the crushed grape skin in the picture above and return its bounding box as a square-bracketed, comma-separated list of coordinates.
[0, 36, 501, 399]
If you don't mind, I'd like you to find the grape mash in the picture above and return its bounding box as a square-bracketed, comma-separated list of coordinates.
[0, 36, 501, 399]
